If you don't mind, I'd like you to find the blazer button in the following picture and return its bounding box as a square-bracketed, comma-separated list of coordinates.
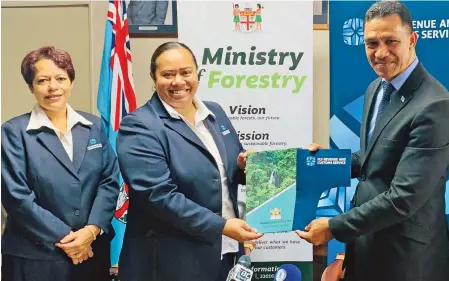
[360, 175, 366, 181]
[74, 210, 80, 216]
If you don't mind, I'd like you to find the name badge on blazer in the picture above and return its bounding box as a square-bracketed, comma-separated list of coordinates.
[220, 125, 231, 136]
[87, 138, 102, 150]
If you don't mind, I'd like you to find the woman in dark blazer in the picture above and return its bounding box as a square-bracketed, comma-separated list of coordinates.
[1, 46, 120, 281]
[116, 42, 263, 281]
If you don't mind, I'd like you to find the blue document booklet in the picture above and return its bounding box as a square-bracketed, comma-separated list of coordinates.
[245, 148, 351, 233]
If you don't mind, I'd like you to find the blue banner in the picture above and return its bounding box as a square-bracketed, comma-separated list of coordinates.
[328, 0, 449, 266]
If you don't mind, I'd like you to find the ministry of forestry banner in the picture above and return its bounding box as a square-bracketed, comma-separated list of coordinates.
[178, 1, 313, 152]
[178, 2, 314, 280]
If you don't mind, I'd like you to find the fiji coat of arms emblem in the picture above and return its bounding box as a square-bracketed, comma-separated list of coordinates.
[115, 182, 129, 223]
[270, 208, 282, 220]
[233, 2, 264, 32]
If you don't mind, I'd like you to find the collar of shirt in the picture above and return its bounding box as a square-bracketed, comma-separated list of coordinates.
[26, 104, 92, 134]
[386, 57, 419, 90]
[158, 95, 216, 125]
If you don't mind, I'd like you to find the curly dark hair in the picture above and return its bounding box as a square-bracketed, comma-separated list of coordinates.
[21, 46, 75, 88]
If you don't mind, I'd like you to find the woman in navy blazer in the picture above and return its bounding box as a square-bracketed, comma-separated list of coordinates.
[117, 42, 263, 281]
[1, 46, 120, 281]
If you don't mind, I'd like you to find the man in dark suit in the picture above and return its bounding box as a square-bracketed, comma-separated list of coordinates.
[297, 2, 449, 281]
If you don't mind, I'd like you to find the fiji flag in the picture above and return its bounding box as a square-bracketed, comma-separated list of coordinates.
[97, 0, 137, 267]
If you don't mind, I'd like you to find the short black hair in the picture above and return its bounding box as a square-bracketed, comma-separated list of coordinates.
[364, 1, 413, 32]
[150, 42, 198, 80]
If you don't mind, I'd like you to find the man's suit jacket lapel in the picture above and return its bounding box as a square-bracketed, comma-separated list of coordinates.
[37, 130, 79, 179]
[360, 78, 381, 156]
[362, 63, 425, 168]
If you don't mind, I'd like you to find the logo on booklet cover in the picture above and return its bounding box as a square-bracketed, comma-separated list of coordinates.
[270, 208, 282, 220]
[306, 156, 316, 166]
